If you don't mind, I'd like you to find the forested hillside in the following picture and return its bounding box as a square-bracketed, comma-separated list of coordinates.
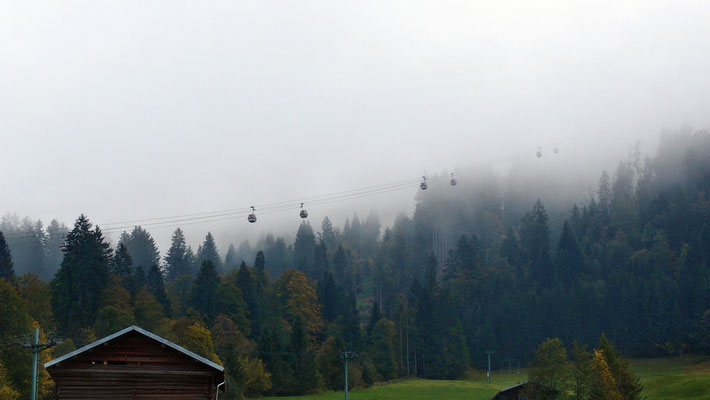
[1, 129, 710, 399]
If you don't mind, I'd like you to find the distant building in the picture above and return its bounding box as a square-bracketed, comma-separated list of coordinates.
[45, 325, 225, 399]
[491, 382, 559, 400]
[492, 382, 526, 400]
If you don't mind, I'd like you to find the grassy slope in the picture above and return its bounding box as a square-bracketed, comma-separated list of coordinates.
[263, 357, 710, 400]
[631, 357, 710, 400]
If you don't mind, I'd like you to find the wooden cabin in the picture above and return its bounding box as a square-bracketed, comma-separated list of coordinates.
[45, 325, 225, 399]
[492, 382, 526, 400]
[491, 382, 559, 400]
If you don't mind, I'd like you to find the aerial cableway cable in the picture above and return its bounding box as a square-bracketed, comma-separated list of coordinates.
[3, 149, 538, 244]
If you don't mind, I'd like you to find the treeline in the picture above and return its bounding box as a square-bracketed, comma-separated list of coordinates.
[1, 128, 710, 399]
[525, 334, 642, 399]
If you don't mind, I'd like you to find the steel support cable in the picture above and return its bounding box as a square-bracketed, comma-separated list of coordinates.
[3, 151, 525, 242]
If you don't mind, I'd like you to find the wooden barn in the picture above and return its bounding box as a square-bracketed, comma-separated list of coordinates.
[44, 325, 225, 399]
[491, 382, 559, 400]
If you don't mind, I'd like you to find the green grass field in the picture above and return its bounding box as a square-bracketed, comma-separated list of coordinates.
[262, 357, 710, 400]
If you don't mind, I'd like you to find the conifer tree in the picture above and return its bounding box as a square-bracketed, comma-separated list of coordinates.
[133, 265, 146, 291]
[520, 199, 552, 285]
[499, 227, 521, 268]
[370, 317, 397, 380]
[311, 241, 329, 278]
[190, 260, 221, 321]
[236, 261, 258, 326]
[556, 220, 583, 283]
[319, 216, 337, 250]
[146, 263, 170, 315]
[318, 271, 337, 322]
[259, 317, 292, 395]
[44, 219, 68, 279]
[366, 301, 382, 341]
[598, 333, 642, 400]
[254, 250, 269, 287]
[289, 315, 319, 393]
[112, 242, 134, 292]
[293, 222, 316, 273]
[51, 215, 112, 333]
[590, 349, 622, 400]
[255, 250, 265, 271]
[165, 228, 192, 280]
[0, 232, 14, 281]
[119, 226, 160, 273]
[598, 170, 612, 219]
[197, 232, 222, 273]
[342, 288, 361, 351]
[224, 244, 238, 271]
[332, 243, 348, 283]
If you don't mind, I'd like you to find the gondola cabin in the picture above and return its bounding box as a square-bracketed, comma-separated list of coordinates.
[45, 325, 225, 399]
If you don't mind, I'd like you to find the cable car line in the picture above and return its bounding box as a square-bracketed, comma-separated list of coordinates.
[2, 149, 542, 244]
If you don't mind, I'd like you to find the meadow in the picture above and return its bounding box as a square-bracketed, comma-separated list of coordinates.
[262, 357, 710, 400]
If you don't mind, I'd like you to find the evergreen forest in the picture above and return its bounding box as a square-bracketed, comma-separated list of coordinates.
[1, 129, 710, 399]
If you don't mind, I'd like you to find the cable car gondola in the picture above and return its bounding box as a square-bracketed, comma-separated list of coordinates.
[450, 173, 457, 186]
[420, 176, 428, 190]
[248, 206, 257, 223]
[536, 147, 543, 158]
[300, 203, 308, 219]
[553, 146, 559, 154]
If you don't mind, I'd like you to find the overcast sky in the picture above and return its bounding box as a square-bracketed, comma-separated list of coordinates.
[2, 1, 710, 251]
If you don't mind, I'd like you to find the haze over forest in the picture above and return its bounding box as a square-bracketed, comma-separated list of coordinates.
[3, 2, 710, 400]
[3, 1, 710, 252]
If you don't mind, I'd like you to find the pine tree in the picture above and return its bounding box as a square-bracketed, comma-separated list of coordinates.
[197, 232, 222, 273]
[311, 241, 329, 278]
[590, 349, 622, 400]
[342, 287, 361, 351]
[165, 228, 192, 280]
[146, 263, 171, 315]
[598, 170, 612, 219]
[224, 244, 238, 271]
[44, 219, 68, 279]
[556, 220, 583, 284]
[133, 265, 146, 291]
[255, 250, 265, 271]
[259, 317, 292, 395]
[319, 216, 337, 250]
[190, 260, 221, 322]
[293, 222, 316, 273]
[119, 226, 160, 272]
[112, 242, 134, 292]
[366, 301, 382, 341]
[318, 271, 337, 322]
[289, 315, 319, 393]
[0, 232, 14, 281]
[520, 199, 553, 285]
[51, 215, 112, 333]
[236, 261, 258, 329]
[598, 333, 643, 400]
[332, 243, 348, 282]
[370, 318, 398, 380]
[254, 250, 269, 287]
[499, 227, 521, 268]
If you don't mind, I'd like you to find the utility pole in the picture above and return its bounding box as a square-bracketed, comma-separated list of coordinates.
[339, 351, 358, 400]
[30, 328, 38, 400]
[485, 350, 495, 384]
[22, 328, 61, 400]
